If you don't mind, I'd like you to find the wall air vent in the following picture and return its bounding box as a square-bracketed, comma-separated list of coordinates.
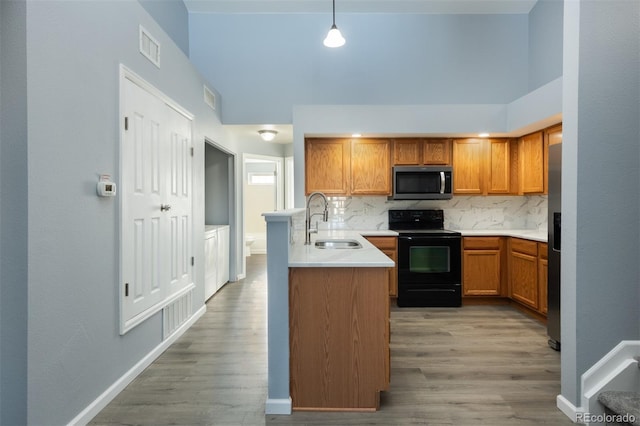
[203, 85, 216, 111]
[139, 26, 160, 68]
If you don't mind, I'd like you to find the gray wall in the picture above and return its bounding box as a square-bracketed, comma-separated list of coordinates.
[138, 0, 190, 56]
[528, 0, 563, 91]
[188, 12, 530, 124]
[0, 1, 28, 424]
[0, 0, 283, 423]
[205, 143, 230, 225]
[561, 0, 640, 406]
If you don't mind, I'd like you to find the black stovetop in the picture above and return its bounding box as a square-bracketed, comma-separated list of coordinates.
[388, 209, 461, 236]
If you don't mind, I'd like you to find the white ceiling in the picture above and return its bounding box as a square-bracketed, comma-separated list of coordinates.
[184, 0, 538, 15]
[188, 0, 540, 144]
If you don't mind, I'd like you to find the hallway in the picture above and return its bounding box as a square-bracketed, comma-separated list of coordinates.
[91, 254, 571, 425]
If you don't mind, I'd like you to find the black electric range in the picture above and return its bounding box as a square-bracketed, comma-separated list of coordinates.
[389, 209, 462, 307]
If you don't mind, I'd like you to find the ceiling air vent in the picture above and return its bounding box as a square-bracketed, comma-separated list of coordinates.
[204, 86, 216, 111]
[139, 26, 160, 68]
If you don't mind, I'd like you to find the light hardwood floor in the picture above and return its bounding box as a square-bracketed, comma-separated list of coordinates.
[91, 255, 573, 425]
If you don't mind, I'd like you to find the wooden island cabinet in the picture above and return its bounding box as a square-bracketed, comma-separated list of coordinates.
[289, 267, 390, 411]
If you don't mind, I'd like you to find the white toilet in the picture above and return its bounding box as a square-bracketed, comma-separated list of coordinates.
[245, 235, 256, 257]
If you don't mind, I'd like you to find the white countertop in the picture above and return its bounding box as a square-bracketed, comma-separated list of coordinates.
[459, 229, 547, 243]
[289, 230, 395, 268]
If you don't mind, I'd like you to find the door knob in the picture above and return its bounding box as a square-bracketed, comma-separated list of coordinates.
[160, 204, 172, 212]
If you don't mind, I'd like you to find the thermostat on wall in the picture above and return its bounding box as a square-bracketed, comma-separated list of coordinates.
[97, 174, 116, 197]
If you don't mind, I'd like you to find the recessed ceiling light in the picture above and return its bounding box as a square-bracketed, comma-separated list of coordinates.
[478, 133, 490, 138]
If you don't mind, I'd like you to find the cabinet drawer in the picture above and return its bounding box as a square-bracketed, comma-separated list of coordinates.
[539, 243, 548, 259]
[463, 237, 501, 250]
[511, 238, 538, 256]
[365, 236, 397, 250]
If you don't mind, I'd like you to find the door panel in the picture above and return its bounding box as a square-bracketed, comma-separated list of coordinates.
[121, 78, 193, 333]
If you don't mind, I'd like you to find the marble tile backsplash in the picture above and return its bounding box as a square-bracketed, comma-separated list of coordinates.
[307, 195, 547, 231]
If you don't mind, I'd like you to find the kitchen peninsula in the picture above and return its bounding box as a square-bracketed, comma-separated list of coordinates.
[263, 209, 395, 414]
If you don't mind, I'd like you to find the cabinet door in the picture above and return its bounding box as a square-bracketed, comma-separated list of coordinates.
[486, 139, 511, 194]
[510, 240, 539, 310]
[305, 138, 350, 195]
[452, 139, 484, 194]
[217, 226, 230, 290]
[463, 249, 501, 296]
[463, 237, 502, 296]
[365, 236, 398, 297]
[351, 139, 391, 195]
[204, 231, 218, 300]
[393, 139, 421, 165]
[519, 132, 544, 193]
[423, 139, 451, 165]
[544, 124, 562, 194]
[538, 243, 548, 315]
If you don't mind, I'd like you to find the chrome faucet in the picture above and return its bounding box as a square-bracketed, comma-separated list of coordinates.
[304, 191, 329, 245]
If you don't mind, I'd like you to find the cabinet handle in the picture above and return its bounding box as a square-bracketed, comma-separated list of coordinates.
[160, 204, 172, 212]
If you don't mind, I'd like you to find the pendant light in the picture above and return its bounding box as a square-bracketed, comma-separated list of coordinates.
[323, 0, 345, 48]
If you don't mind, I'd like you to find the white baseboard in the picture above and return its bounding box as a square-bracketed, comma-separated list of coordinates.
[68, 305, 206, 426]
[265, 397, 292, 415]
[557, 394, 582, 423]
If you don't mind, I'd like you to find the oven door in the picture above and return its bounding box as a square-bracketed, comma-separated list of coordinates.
[397, 235, 462, 307]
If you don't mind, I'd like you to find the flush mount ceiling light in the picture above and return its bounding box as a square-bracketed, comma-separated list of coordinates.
[323, 0, 345, 48]
[258, 129, 278, 142]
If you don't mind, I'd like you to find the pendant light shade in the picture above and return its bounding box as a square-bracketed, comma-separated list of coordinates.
[323, 0, 345, 48]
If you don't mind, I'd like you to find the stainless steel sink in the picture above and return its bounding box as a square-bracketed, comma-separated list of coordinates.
[314, 239, 362, 249]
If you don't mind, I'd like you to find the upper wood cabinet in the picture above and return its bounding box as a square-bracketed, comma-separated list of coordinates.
[351, 139, 392, 195]
[519, 131, 545, 194]
[543, 124, 562, 194]
[305, 138, 350, 195]
[393, 139, 421, 165]
[305, 138, 391, 196]
[423, 139, 451, 165]
[486, 139, 512, 194]
[452, 139, 485, 194]
[393, 138, 451, 165]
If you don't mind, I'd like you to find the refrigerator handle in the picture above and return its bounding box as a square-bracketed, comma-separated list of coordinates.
[553, 212, 561, 252]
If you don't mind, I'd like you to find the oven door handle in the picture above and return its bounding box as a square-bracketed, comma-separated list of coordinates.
[440, 172, 445, 194]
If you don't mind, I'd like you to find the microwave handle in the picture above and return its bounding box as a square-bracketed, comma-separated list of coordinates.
[440, 172, 445, 194]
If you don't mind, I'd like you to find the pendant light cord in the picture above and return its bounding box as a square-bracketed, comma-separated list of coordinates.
[332, 0, 336, 26]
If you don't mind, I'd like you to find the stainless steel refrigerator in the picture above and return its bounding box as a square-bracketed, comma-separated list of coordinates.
[547, 142, 561, 351]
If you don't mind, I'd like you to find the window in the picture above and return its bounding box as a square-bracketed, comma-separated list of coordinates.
[248, 172, 275, 185]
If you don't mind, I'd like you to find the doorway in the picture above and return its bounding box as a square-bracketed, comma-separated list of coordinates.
[204, 140, 238, 283]
[242, 154, 284, 258]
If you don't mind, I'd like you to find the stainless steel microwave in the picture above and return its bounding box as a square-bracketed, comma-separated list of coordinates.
[391, 166, 453, 200]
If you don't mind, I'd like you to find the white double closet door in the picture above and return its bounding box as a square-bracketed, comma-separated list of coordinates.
[120, 76, 194, 334]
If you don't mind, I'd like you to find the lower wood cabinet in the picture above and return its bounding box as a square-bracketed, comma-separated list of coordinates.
[509, 238, 539, 310]
[462, 237, 504, 296]
[538, 243, 548, 315]
[462, 236, 549, 319]
[365, 236, 398, 297]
